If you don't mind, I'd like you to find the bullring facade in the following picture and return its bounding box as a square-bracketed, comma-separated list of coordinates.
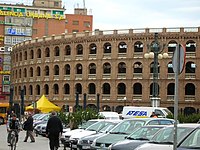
[11, 27, 200, 114]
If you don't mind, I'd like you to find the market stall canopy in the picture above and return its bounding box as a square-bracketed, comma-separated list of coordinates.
[25, 95, 61, 113]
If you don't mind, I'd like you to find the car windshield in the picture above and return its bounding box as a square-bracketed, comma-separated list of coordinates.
[32, 114, 41, 119]
[150, 126, 195, 144]
[98, 123, 117, 133]
[79, 120, 98, 129]
[86, 121, 113, 132]
[127, 126, 163, 140]
[179, 128, 200, 149]
[110, 120, 145, 134]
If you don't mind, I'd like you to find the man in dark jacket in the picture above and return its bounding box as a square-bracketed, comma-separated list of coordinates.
[23, 113, 35, 142]
[46, 111, 63, 150]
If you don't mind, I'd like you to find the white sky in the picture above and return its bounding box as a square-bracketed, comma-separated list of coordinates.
[1, 0, 200, 30]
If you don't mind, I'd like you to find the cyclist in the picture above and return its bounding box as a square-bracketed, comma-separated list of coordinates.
[7, 113, 21, 146]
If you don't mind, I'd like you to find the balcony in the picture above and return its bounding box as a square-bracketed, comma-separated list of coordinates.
[102, 95, 110, 101]
[64, 56, 71, 61]
[53, 96, 59, 100]
[185, 96, 195, 101]
[167, 73, 175, 79]
[103, 53, 111, 59]
[75, 55, 83, 60]
[118, 53, 126, 58]
[64, 75, 70, 80]
[54, 56, 60, 62]
[36, 76, 41, 81]
[75, 74, 82, 80]
[132, 95, 142, 101]
[185, 73, 196, 79]
[88, 94, 96, 101]
[37, 59, 42, 64]
[133, 73, 142, 79]
[133, 52, 143, 58]
[44, 76, 50, 81]
[89, 54, 97, 60]
[45, 58, 50, 63]
[63, 95, 70, 100]
[117, 73, 126, 79]
[186, 52, 196, 58]
[88, 74, 96, 79]
[29, 77, 34, 82]
[102, 74, 111, 79]
[53, 75, 59, 81]
[167, 95, 175, 101]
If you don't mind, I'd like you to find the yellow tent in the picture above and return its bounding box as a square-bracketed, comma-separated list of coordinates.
[26, 95, 61, 113]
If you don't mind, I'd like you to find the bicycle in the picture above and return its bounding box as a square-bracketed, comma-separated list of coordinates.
[9, 130, 17, 150]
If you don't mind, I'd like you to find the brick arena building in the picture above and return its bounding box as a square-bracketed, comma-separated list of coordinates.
[11, 27, 200, 114]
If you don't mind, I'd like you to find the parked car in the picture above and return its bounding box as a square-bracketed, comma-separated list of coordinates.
[60, 119, 103, 149]
[135, 124, 200, 150]
[91, 118, 175, 149]
[177, 126, 200, 150]
[108, 125, 167, 150]
[71, 120, 121, 150]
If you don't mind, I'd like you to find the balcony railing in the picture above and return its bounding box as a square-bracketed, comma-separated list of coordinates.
[102, 74, 111, 79]
[185, 73, 196, 79]
[88, 74, 96, 79]
[64, 75, 70, 80]
[102, 95, 110, 100]
[185, 96, 195, 101]
[88, 94, 96, 100]
[75, 74, 82, 80]
[133, 73, 142, 79]
[117, 73, 126, 79]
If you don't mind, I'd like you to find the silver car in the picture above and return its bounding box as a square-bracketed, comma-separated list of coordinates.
[135, 124, 200, 150]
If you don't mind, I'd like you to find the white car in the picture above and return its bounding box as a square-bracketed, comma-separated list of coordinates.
[70, 119, 121, 149]
[135, 124, 200, 150]
[60, 119, 103, 148]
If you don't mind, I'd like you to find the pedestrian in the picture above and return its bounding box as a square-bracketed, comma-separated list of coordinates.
[23, 113, 35, 143]
[150, 112, 158, 118]
[7, 113, 21, 146]
[46, 111, 63, 150]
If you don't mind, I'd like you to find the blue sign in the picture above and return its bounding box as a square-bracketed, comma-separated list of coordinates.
[7, 28, 25, 36]
[126, 111, 147, 117]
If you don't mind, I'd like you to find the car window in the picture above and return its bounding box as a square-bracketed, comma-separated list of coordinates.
[148, 120, 159, 125]
[129, 127, 162, 140]
[151, 127, 195, 143]
[155, 109, 164, 116]
[179, 128, 200, 148]
[160, 120, 174, 125]
[110, 120, 145, 134]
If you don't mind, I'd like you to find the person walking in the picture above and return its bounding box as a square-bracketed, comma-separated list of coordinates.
[46, 111, 63, 150]
[23, 113, 35, 143]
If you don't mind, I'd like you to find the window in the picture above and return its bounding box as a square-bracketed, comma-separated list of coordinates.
[3, 75, 10, 81]
[84, 21, 90, 27]
[73, 21, 79, 25]
[3, 85, 10, 93]
[5, 36, 11, 44]
[54, 2, 59, 6]
[72, 30, 79, 33]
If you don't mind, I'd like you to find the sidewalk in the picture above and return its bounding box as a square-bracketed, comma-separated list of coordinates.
[0, 124, 49, 150]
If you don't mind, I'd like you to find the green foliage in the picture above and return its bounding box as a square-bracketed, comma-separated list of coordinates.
[167, 113, 200, 123]
[59, 108, 102, 129]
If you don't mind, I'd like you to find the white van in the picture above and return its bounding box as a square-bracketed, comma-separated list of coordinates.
[99, 111, 120, 120]
[122, 106, 172, 119]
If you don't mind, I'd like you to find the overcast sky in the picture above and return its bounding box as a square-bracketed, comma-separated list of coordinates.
[2, 0, 200, 30]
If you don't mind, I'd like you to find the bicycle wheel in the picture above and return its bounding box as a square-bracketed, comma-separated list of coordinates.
[10, 132, 16, 150]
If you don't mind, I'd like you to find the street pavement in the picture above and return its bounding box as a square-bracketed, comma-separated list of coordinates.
[0, 124, 66, 150]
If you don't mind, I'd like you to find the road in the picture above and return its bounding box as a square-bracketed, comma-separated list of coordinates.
[0, 124, 66, 150]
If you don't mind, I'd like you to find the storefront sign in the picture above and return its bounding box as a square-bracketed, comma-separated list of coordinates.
[0, 71, 10, 74]
[0, 10, 65, 20]
[0, 35, 4, 41]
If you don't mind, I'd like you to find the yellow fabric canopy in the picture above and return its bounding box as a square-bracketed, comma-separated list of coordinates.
[26, 95, 61, 113]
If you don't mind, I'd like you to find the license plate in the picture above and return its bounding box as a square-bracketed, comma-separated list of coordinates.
[82, 146, 90, 149]
[72, 144, 77, 148]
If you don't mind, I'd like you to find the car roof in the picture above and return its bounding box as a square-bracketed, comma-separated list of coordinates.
[168, 123, 200, 128]
[124, 118, 174, 121]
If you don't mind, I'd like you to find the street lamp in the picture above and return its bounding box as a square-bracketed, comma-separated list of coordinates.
[144, 33, 169, 107]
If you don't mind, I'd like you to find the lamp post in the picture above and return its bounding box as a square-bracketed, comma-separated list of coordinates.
[144, 33, 168, 107]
